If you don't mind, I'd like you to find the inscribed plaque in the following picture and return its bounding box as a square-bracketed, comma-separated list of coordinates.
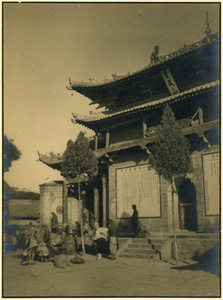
[116, 165, 161, 218]
[202, 152, 220, 216]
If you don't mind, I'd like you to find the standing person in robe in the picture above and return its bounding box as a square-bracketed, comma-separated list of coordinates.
[132, 204, 139, 238]
[51, 212, 58, 233]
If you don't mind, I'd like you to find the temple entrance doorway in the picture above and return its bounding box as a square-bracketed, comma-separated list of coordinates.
[178, 179, 197, 231]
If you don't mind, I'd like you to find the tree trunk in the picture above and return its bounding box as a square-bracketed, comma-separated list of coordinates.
[78, 179, 85, 255]
[63, 181, 68, 224]
[172, 175, 178, 265]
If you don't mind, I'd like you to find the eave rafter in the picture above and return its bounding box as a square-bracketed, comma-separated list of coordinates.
[70, 80, 220, 131]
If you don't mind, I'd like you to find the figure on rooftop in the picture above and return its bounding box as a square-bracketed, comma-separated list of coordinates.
[150, 45, 160, 63]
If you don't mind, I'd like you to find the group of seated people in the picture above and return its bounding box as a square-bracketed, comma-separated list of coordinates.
[21, 223, 68, 265]
[20, 223, 50, 265]
[20, 218, 118, 265]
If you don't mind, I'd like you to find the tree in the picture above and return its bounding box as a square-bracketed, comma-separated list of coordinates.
[14, 191, 40, 200]
[61, 132, 98, 180]
[3, 136, 22, 244]
[149, 105, 192, 264]
[61, 131, 98, 254]
[4, 136, 21, 172]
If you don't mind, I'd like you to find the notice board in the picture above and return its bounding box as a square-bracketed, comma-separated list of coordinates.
[202, 152, 220, 216]
[116, 164, 161, 218]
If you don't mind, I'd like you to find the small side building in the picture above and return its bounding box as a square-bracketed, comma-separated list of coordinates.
[39, 180, 81, 228]
[7, 199, 40, 226]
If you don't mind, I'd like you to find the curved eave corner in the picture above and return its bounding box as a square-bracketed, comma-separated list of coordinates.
[38, 152, 63, 171]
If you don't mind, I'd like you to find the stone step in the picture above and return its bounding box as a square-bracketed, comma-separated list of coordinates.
[148, 238, 167, 244]
[131, 238, 149, 244]
[123, 248, 156, 255]
[128, 243, 153, 249]
[147, 232, 220, 239]
[119, 253, 156, 259]
[118, 238, 129, 248]
[152, 243, 166, 251]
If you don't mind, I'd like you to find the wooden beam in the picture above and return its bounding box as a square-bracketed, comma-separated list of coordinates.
[94, 119, 220, 157]
[98, 116, 141, 132]
[183, 119, 219, 136]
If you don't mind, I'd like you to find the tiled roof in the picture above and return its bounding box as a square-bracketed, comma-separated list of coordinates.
[7, 199, 40, 218]
[67, 33, 219, 90]
[72, 80, 220, 124]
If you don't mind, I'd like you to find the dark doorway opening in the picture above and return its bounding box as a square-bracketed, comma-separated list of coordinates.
[178, 179, 197, 231]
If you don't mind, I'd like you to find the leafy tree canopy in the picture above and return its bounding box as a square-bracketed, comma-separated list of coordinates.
[149, 105, 192, 181]
[4, 136, 21, 172]
[61, 131, 98, 180]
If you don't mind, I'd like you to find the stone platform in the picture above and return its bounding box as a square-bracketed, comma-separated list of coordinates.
[117, 231, 220, 261]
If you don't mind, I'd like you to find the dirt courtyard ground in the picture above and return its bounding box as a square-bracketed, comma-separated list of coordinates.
[3, 249, 220, 297]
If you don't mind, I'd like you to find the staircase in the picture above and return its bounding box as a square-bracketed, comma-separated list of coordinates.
[117, 238, 159, 260]
[117, 232, 220, 261]
[148, 236, 171, 260]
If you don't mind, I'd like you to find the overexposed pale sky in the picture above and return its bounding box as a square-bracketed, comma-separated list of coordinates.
[3, 2, 220, 192]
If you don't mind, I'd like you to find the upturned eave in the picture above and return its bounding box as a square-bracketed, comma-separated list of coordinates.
[38, 152, 63, 171]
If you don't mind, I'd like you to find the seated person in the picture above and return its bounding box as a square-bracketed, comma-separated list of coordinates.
[51, 226, 67, 251]
[93, 226, 109, 257]
[42, 224, 51, 247]
[37, 241, 49, 262]
[21, 223, 38, 265]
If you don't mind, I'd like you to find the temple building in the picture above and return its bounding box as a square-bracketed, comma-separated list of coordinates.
[39, 30, 220, 234]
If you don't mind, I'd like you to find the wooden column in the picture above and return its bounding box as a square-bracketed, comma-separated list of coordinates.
[102, 174, 107, 227]
[63, 181, 68, 224]
[142, 116, 147, 138]
[93, 187, 99, 224]
[95, 133, 98, 150]
[198, 107, 203, 125]
[106, 130, 110, 148]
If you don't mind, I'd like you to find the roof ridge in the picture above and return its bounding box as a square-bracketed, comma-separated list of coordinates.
[67, 32, 219, 89]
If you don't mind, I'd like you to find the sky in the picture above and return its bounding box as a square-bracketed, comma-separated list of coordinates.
[3, 2, 220, 193]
